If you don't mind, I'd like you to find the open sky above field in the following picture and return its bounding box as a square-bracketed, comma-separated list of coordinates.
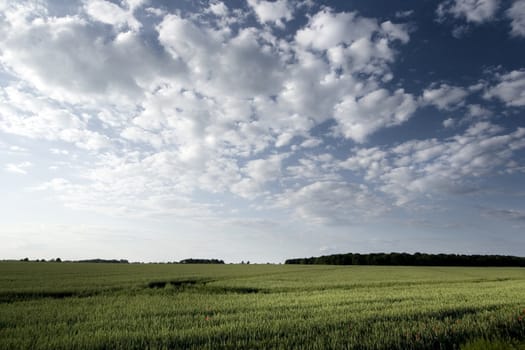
[1, 0, 524, 262]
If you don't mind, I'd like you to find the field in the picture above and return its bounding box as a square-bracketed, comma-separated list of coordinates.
[0, 262, 524, 349]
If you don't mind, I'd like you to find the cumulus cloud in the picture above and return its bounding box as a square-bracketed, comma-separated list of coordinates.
[273, 181, 386, 225]
[5, 161, 32, 175]
[506, 0, 525, 37]
[84, 0, 141, 31]
[207, 1, 229, 17]
[334, 89, 417, 143]
[443, 118, 456, 128]
[0, 4, 180, 105]
[295, 10, 378, 50]
[231, 154, 288, 198]
[422, 84, 469, 110]
[247, 0, 293, 28]
[436, 0, 500, 23]
[341, 122, 525, 204]
[0, 84, 111, 150]
[0, 0, 483, 225]
[485, 69, 525, 107]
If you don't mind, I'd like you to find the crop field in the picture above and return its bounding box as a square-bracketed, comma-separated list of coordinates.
[0, 262, 524, 349]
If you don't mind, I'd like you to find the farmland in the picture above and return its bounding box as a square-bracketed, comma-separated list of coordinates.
[0, 262, 524, 349]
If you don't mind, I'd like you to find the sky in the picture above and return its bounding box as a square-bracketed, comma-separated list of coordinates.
[0, 0, 524, 263]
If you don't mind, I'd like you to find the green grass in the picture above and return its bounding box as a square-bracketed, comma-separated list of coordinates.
[0, 262, 524, 349]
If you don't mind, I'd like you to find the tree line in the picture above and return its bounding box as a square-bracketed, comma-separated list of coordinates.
[179, 258, 225, 264]
[285, 252, 525, 267]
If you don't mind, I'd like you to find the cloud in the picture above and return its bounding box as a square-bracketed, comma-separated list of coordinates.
[484, 69, 525, 107]
[273, 181, 386, 225]
[207, 1, 229, 17]
[247, 0, 293, 28]
[506, 0, 525, 37]
[231, 154, 288, 198]
[341, 122, 525, 204]
[295, 10, 378, 50]
[436, 0, 500, 24]
[334, 88, 417, 143]
[422, 84, 469, 110]
[286, 153, 340, 182]
[466, 104, 491, 118]
[0, 84, 111, 150]
[30, 154, 219, 218]
[84, 0, 141, 31]
[5, 161, 32, 175]
[482, 207, 525, 222]
[443, 118, 456, 128]
[0, 4, 180, 105]
[395, 10, 414, 19]
[0, 1, 430, 223]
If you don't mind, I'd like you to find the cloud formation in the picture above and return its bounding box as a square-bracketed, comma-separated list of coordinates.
[507, 0, 525, 37]
[0, 0, 524, 259]
[485, 70, 525, 107]
[436, 0, 500, 23]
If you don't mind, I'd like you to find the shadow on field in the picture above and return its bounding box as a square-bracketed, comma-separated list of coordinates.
[147, 279, 201, 289]
[146, 279, 263, 294]
[0, 290, 106, 303]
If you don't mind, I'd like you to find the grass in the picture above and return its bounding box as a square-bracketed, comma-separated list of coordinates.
[0, 262, 524, 349]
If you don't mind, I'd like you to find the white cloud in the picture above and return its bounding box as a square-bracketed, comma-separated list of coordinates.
[485, 69, 525, 107]
[395, 10, 414, 19]
[121, 126, 163, 149]
[465, 104, 491, 119]
[5, 161, 32, 175]
[507, 0, 525, 37]
[436, 0, 500, 23]
[300, 138, 322, 148]
[9, 145, 27, 153]
[0, 84, 111, 150]
[231, 154, 287, 198]
[422, 84, 469, 110]
[208, 1, 229, 17]
[286, 153, 340, 182]
[334, 89, 417, 143]
[50, 148, 69, 155]
[0, 1, 423, 222]
[342, 122, 525, 204]
[443, 118, 456, 128]
[84, 0, 141, 31]
[296, 10, 377, 50]
[341, 147, 389, 180]
[247, 0, 293, 28]
[274, 181, 386, 225]
[381, 21, 410, 44]
[0, 5, 180, 106]
[295, 11, 409, 76]
[124, 0, 148, 12]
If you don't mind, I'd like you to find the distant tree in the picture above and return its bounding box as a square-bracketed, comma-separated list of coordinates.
[285, 252, 525, 267]
[179, 258, 224, 264]
[55, 258, 62, 262]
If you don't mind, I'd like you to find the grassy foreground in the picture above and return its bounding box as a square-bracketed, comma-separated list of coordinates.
[0, 262, 524, 349]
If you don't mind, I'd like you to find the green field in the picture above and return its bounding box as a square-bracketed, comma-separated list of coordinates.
[0, 262, 524, 349]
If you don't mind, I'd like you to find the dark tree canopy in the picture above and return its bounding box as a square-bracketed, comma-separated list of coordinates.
[179, 258, 225, 264]
[285, 252, 525, 267]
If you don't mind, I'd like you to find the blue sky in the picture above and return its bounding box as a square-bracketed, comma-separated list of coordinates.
[1, 0, 524, 262]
